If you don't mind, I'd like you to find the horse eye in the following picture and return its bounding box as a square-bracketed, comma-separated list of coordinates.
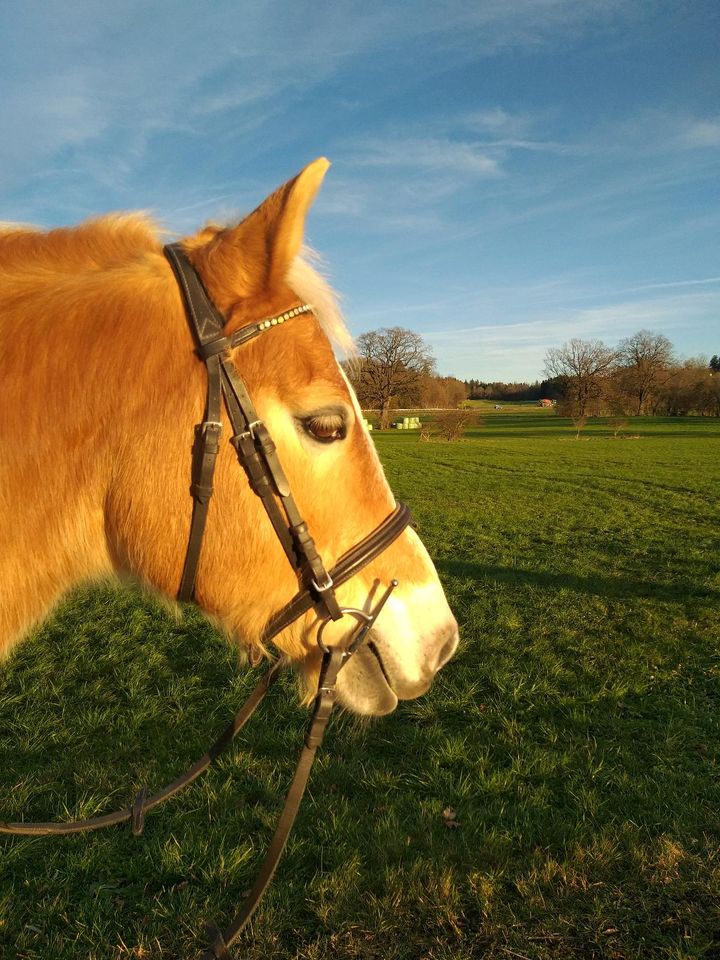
[302, 414, 347, 444]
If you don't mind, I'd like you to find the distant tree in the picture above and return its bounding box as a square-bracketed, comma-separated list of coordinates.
[572, 415, 587, 440]
[609, 417, 628, 438]
[710, 355, 720, 373]
[434, 410, 481, 441]
[418, 374, 468, 408]
[349, 327, 435, 429]
[466, 380, 541, 401]
[615, 330, 675, 415]
[544, 339, 617, 418]
[708, 370, 720, 415]
[540, 376, 568, 400]
[654, 359, 720, 416]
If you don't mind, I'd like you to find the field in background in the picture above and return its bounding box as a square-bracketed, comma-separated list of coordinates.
[462, 399, 556, 415]
[1, 416, 719, 959]
[365, 399, 556, 423]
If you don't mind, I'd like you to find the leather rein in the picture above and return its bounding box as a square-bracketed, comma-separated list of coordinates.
[1, 244, 412, 959]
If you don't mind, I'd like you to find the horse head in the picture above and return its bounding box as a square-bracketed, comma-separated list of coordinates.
[1, 159, 458, 716]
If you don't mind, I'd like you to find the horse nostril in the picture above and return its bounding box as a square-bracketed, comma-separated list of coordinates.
[432, 624, 459, 673]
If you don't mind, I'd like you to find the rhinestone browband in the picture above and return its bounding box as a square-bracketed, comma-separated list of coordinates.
[230, 303, 314, 348]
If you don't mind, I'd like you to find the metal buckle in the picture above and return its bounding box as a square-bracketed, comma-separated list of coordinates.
[316, 608, 370, 654]
[201, 420, 223, 436]
[238, 419, 263, 442]
[311, 571, 334, 594]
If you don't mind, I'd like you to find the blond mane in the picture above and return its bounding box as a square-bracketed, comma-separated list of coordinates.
[287, 249, 354, 356]
[0, 214, 161, 274]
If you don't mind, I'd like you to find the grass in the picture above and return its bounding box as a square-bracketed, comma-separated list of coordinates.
[462, 399, 557, 415]
[2, 415, 719, 959]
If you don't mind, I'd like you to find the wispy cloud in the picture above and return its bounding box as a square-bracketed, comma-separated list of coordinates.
[680, 118, 720, 148]
[351, 138, 504, 178]
[190, 82, 281, 118]
[612, 276, 720, 294]
[452, 105, 588, 158]
[459, 106, 576, 155]
[580, 110, 720, 158]
[463, 106, 534, 136]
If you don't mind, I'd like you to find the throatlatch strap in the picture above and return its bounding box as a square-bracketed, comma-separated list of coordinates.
[165, 243, 227, 601]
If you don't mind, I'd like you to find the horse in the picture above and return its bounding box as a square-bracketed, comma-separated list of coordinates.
[0, 157, 458, 718]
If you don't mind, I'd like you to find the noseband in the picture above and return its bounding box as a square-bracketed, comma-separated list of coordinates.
[1, 243, 413, 958]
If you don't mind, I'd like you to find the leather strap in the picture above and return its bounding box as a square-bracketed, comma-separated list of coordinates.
[131, 786, 149, 837]
[200, 646, 346, 960]
[164, 242, 343, 621]
[165, 244, 226, 602]
[0, 659, 284, 836]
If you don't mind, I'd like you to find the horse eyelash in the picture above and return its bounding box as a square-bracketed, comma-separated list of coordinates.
[301, 413, 347, 443]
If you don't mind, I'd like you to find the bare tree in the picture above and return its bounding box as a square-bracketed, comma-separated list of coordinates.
[350, 327, 435, 428]
[609, 417, 628, 438]
[435, 410, 481, 441]
[615, 330, 675, 415]
[544, 339, 617, 419]
[571, 415, 587, 440]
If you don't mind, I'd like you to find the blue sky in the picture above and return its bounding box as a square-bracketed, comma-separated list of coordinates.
[1, 1, 718, 381]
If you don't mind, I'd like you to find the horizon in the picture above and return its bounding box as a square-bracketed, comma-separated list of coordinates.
[1, 2, 718, 381]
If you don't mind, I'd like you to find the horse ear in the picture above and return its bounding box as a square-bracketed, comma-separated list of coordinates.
[188, 158, 330, 304]
[242, 156, 330, 288]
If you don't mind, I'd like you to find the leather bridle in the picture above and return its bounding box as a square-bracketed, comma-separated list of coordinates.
[163, 242, 409, 625]
[1, 243, 413, 958]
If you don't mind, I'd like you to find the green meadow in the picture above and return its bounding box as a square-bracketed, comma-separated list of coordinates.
[1, 414, 719, 959]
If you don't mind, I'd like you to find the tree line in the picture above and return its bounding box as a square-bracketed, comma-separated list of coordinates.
[345, 327, 720, 426]
[543, 332, 720, 418]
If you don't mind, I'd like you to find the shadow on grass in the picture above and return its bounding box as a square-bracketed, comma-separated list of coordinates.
[0, 586, 302, 822]
[3, 580, 720, 960]
[436, 558, 719, 604]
